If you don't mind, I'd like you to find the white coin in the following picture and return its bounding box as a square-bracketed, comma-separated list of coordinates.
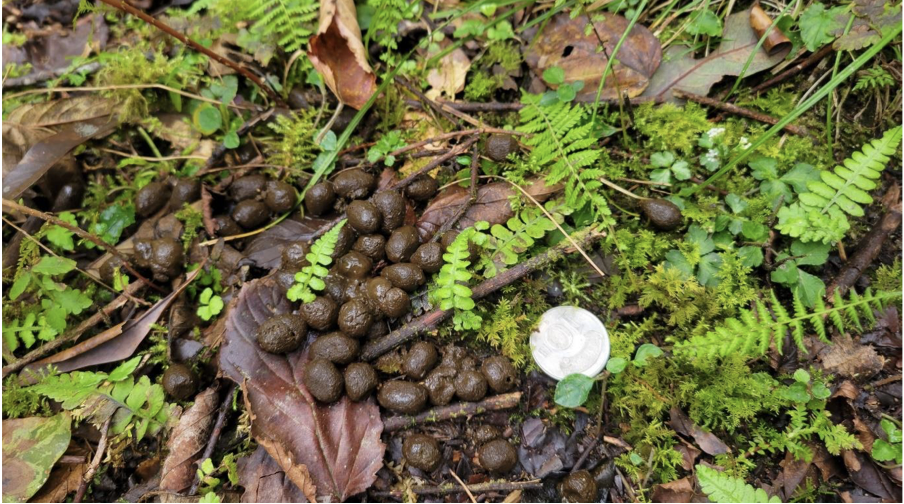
[530, 306, 610, 381]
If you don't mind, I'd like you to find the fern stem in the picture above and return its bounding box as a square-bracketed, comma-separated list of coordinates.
[492, 175, 608, 280]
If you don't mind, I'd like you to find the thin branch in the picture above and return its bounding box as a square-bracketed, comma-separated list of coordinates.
[74, 416, 112, 503]
[384, 392, 521, 431]
[95, 0, 283, 105]
[2, 198, 165, 293]
[188, 384, 237, 496]
[674, 89, 810, 137]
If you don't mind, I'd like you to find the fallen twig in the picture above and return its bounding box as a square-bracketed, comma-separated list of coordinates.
[74, 416, 112, 503]
[429, 144, 480, 242]
[749, 45, 836, 95]
[188, 383, 237, 496]
[389, 136, 479, 191]
[827, 183, 901, 299]
[2, 198, 165, 292]
[95, 0, 283, 105]
[361, 228, 601, 360]
[450, 470, 477, 503]
[371, 479, 543, 498]
[673, 89, 810, 137]
[2, 280, 144, 377]
[383, 392, 521, 431]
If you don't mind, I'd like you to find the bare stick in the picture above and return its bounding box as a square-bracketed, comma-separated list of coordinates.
[95, 0, 283, 105]
[371, 480, 543, 498]
[673, 89, 810, 137]
[749, 45, 835, 94]
[2, 199, 164, 292]
[361, 228, 601, 360]
[74, 416, 112, 503]
[2, 281, 144, 377]
[450, 470, 478, 503]
[384, 392, 521, 431]
[389, 136, 479, 191]
[188, 384, 237, 496]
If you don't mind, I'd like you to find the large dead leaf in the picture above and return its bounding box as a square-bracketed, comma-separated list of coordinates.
[219, 278, 384, 501]
[244, 216, 340, 270]
[819, 336, 885, 380]
[641, 8, 791, 102]
[524, 13, 661, 101]
[239, 447, 315, 503]
[308, 0, 377, 109]
[1, 413, 71, 503]
[159, 387, 220, 493]
[29, 459, 87, 503]
[2, 95, 118, 199]
[21, 266, 202, 380]
[416, 178, 561, 242]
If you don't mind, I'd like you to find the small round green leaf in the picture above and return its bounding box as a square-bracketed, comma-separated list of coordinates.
[633, 343, 663, 367]
[543, 66, 565, 85]
[554, 373, 594, 408]
[606, 357, 628, 374]
[193, 104, 222, 135]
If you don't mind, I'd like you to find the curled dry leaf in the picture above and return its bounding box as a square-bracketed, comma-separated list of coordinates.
[219, 278, 385, 502]
[308, 0, 377, 109]
[1, 413, 72, 503]
[750, 2, 791, 55]
[641, 8, 791, 102]
[524, 13, 662, 101]
[159, 387, 220, 493]
[415, 178, 561, 241]
[651, 476, 697, 503]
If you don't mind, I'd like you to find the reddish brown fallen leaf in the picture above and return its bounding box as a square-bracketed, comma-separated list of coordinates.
[244, 216, 340, 270]
[219, 278, 384, 502]
[159, 387, 220, 493]
[641, 8, 790, 102]
[21, 266, 203, 380]
[239, 446, 313, 503]
[415, 178, 561, 242]
[750, 2, 791, 55]
[669, 407, 730, 456]
[308, 0, 377, 110]
[28, 461, 87, 503]
[675, 441, 702, 471]
[651, 476, 697, 502]
[524, 12, 661, 101]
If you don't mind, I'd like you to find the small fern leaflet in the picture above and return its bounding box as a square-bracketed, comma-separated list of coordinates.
[287, 220, 346, 303]
[696, 465, 781, 503]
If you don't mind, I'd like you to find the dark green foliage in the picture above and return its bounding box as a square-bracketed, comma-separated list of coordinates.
[430, 223, 489, 331]
[287, 220, 346, 303]
[697, 465, 780, 503]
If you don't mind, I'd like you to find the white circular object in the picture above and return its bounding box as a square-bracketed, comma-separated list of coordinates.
[530, 306, 610, 380]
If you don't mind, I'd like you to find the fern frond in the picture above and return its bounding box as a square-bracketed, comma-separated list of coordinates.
[27, 357, 173, 441]
[287, 220, 346, 303]
[777, 127, 902, 243]
[482, 204, 563, 278]
[430, 223, 489, 331]
[674, 289, 902, 359]
[696, 465, 781, 503]
[518, 95, 612, 224]
[247, 0, 319, 52]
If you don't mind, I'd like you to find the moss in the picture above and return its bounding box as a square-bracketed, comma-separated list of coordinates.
[634, 102, 711, 155]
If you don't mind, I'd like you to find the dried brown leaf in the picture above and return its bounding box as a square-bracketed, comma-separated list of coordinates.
[29, 461, 86, 503]
[159, 387, 220, 493]
[750, 2, 791, 55]
[219, 278, 385, 501]
[21, 266, 203, 380]
[415, 178, 561, 241]
[651, 476, 697, 502]
[669, 407, 730, 456]
[842, 449, 897, 500]
[819, 336, 885, 380]
[642, 8, 790, 102]
[308, 0, 377, 109]
[426, 42, 471, 100]
[238, 447, 313, 503]
[524, 13, 661, 101]
[244, 216, 340, 270]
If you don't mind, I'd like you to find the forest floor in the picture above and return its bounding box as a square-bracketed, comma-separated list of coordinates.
[1, 0, 903, 502]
